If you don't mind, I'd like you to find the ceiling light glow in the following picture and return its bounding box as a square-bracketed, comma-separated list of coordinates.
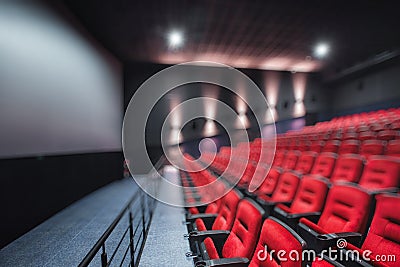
[168, 30, 183, 48]
[314, 43, 329, 58]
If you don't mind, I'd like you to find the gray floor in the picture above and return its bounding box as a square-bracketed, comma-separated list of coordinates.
[0, 178, 138, 267]
[139, 167, 193, 267]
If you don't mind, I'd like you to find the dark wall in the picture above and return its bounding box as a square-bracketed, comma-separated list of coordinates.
[320, 61, 400, 121]
[0, 151, 123, 248]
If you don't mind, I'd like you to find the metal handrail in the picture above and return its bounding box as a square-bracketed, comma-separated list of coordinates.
[78, 191, 141, 267]
[78, 156, 166, 267]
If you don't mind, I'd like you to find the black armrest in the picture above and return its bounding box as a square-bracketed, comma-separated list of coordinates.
[186, 213, 218, 230]
[195, 257, 249, 267]
[297, 223, 362, 253]
[187, 213, 218, 223]
[273, 207, 320, 229]
[257, 198, 292, 217]
[188, 230, 230, 244]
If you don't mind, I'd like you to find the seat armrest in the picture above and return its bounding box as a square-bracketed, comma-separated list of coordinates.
[186, 213, 218, 224]
[188, 230, 230, 244]
[195, 257, 249, 267]
[298, 222, 362, 253]
[257, 198, 292, 216]
[273, 207, 320, 229]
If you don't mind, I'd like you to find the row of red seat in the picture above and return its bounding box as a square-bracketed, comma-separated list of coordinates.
[276, 139, 400, 155]
[185, 185, 399, 267]
[181, 107, 400, 266]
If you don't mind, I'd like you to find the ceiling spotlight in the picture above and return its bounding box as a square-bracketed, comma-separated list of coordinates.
[314, 43, 329, 58]
[168, 30, 183, 48]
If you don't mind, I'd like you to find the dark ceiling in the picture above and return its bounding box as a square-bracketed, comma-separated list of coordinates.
[63, 0, 400, 73]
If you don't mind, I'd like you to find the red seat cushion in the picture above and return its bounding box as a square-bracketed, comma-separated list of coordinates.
[249, 218, 303, 267]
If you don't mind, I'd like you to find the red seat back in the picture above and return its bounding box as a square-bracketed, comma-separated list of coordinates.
[358, 156, 400, 190]
[322, 141, 340, 153]
[361, 194, 400, 267]
[360, 140, 385, 159]
[309, 141, 324, 153]
[271, 171, 301, 202]
[221, 199, 264, 259]
[311, 152, 337, 178]
[317, 184, 371, 234]
[338, 140, 360, 154]
[295, 152, 317, 174]
[330, 154, 364, 183]
[272, 150, 286, 167]
[255, 167, 281, 195]
[377, 130, 398, 141]
[212, 189, 242, 230]
[289, 176, 329, 213]
[386, 140, 400, 157]
[281, 150, 301, 170]
[249, 218, 305, 267]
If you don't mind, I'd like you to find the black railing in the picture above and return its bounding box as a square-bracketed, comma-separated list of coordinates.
[79, 157, 165, 267]
[78, 190, 157, 267]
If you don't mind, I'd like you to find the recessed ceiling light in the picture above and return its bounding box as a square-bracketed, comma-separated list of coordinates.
[314, 43, 329, 58]
[168, 30, 183, 48]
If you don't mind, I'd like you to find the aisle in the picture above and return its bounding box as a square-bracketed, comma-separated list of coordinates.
[139, 166, 193, 267]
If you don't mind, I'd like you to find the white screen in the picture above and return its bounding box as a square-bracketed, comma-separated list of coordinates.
[0, 1, 123, 158]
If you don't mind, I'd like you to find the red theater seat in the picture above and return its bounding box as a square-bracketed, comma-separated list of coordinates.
[309, 141, 324, 153]
[295, 152, 317, 174]
[342, 132, 358, 140]
[360, 140, 385, 159]
[386, 140, 400, 157]
[273, 175, 329, 228]
[248, 217, 305, 267]
[281, 150, 301, 170]
[377, 130, 399, 141]
[272, 150, 286, 167]
[359, 131, 377, 141]
[297, 184, 372, 252]
[338, 140, 360, 154]
[310, 152, 337, 178]
[257, 171, 301, 215]
[191, 199, 264, 262]
[253, 167, 282, 196]
[322, 140, 340, 153]
[189, 189, 242, 232]
[358, 156, 400, 190]
[330, 154, 364, 183]
[313, 194, 400, 267]
[343, 194, 400, 267]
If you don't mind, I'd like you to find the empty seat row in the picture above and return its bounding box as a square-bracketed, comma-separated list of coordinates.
[186, 188, 400, 267]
